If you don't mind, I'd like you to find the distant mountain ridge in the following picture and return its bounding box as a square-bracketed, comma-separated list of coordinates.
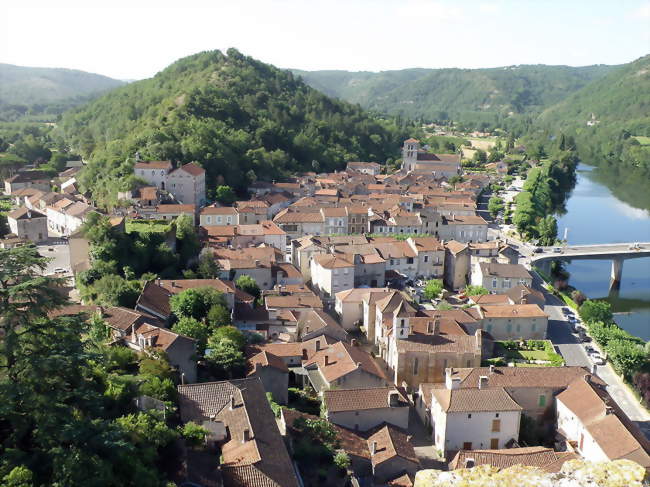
[293, 64, 617, 122]
[0, 63, 124, 105]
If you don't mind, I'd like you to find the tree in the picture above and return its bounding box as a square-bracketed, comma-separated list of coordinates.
[333, 451, 351, 470]
[235, 274, 260, 300]
[175, 214, 200, 266]
[436, 300, 453, 310]
[465, 284, 489, 296]
[172, 316, 210, 354]
[181, 422, 208, 448]
[579, 300, 613, 325]
[215, 185, 236, 205]
[205, 338, 245, 379]
[537, 215, 558, 246]
[92, 274, 141, 307]
[488, 196, 504, 218]
[423, 279, 444, 301]
[210, 325, 246, 350]
[472, 149, 487, 164]
[197, 250, 221, 278]
[207, 303, 232, 328]
[170, 287, 227, 321]
[571, 289, 587, 306]
[606, 340, 646, 379]
[3, 466, 34, 487]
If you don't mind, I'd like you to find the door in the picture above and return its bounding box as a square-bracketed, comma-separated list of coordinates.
[463, 442, 472, 450]
[490, 438, 499, 449]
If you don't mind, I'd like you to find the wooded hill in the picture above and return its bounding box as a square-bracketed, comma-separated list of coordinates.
[293, 64, 616, 124]
[0, 63, 124, 122]
[59, 49, 413, 207]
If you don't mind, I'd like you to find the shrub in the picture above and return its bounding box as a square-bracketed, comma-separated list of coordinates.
[333, 451, 351, 470]
[579, 300, 614, 325]
[423, 279, 444, 300]
[181, 422, 208, 448]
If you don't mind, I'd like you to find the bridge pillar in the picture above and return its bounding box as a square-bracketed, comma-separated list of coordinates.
[610, 258, 623, 292]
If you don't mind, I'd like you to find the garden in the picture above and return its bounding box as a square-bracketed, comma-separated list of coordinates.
[488, 340, 564, 367]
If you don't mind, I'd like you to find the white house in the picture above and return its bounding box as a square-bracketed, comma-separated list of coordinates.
[134, 160, 206, 207]
[471, 262, 533, 293]
[310, 253, 355, 301]
[7, 207, 48, 243]
[429, 369, 522, 454]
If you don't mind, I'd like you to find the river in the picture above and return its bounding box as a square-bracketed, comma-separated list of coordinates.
[556, 164, 650, 341]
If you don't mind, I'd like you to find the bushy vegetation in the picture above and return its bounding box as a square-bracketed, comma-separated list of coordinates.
[579, 300, 648, 380]
[59, 49, 414, 207]
[422, 279, 444, 300]
[0, 246, 182, 485]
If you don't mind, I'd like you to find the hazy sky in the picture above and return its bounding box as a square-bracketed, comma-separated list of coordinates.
[1, 0, 649, 80]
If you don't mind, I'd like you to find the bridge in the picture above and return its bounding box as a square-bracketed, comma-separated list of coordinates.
[530, 242, 650, 291]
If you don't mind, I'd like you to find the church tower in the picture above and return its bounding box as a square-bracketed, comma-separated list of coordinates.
[401, 138, 420, 172]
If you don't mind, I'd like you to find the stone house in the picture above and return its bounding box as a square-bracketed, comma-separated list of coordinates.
[367, 424, 420, 484]
[7, 207, 48, 243]
[134, 161, 206, 207]
[323, 387, 410, 431]
[310, 253, 355, 302]
[247, 350, 289, 404]
[335, 287, 392, 330]
[346, 162, 382, 175]
[428, 370, 522, 454]
[4, 170, 51, 194]
[471, 262, 533, 293]
[199, 205, 239, 226]
[474, 304, 548, 340]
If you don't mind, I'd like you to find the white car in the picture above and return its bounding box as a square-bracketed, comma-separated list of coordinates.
[53, 267, 67, 274]
[590, 353, 606, 366]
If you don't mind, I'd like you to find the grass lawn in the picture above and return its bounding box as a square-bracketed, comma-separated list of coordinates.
[125, 219, 171, 233]
[505, 349, 549, 361]
[633, 135, 650, 146]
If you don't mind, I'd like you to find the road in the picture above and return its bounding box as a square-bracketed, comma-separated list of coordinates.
[36, 239, 71, 276]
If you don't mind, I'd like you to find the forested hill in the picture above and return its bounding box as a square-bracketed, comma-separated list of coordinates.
[60, 49, 412, 207]
[534, 54, 650, 174]
[293, 64, 615, 124]
[0, 63, 124, 121]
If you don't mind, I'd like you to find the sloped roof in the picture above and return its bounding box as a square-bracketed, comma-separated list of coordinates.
[432, 387, 522, 413]
[367, 424, 419, 468]
[303, 341, 386, 383]
[178, 378, 299, 487]
[324, 387, 408, 413]
[449, 447, 578, 473]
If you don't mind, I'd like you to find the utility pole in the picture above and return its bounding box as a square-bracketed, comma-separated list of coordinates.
[563, 227, 569, 243]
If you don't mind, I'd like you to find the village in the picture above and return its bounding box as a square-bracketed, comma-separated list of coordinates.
[2, 137, 648, 487]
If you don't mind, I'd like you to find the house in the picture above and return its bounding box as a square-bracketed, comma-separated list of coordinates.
[475, 304, 548, 340]
[296, 308, 349, 343]
[556, 375, 650, 468]
[236, 200, 270, 224]
[335, 287, 393, 330]
[505, 284, 546, 307]
[367, 424, 420, 484]
[247, 350, 289, 404]
[444, 240, 515, 290]
[438, 366, 602, 420]
[302, 341, 388, 392]
[347, 161, 382, 175]
[323, 387, 410, 431]
[449, 446, 578, 472]
[471, 262, 533, 293]
[321, 207, 348, 234]
[134, 160, 206, 207]
[199, 205, 239, 226]
[428, 369, 522, 453]
[213, 246, 278, 289]
[310, 253, 355, 301]
[152, 204, 196, 222]
[46, 200, 95, 236]
[273, 208, 325, 240]
[201, 221, 286, 250]
[177, 378, 300, 487]
[135, 278, 248, 322]
[7, 207, 48, 243]
[439, 215, 488, 243]
[4, 170, 51, 194]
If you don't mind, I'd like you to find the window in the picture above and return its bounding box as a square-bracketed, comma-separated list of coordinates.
[400, 319, 405, 326]
[538, 395, 546, 407]
[463, 442, 472, 450]
[532, 323, 537, 332]
[516, 324, 521, 332]
[413, 358, 419, 375]
[490, 438, 499, 449]
[491, 420, 501, 432]
[467, 414, 472, 419]
[466, 360, 472, 367]
[407, 257, 414, 264]
[507, 323, 512, 333]
[424, 255, 429, 263]
[443, 359, 448, 369]
[495, 413, 499, 418]
[492, 279, 497, 288]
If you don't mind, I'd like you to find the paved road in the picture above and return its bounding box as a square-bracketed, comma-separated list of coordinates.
[37, 239, 71, 276]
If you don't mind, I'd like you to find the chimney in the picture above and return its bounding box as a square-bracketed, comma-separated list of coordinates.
[229, 394, 235, 410]
[242, 428, 250, 443]
[351, 338, 358, 346]
[605, 406, 614, 415]
[388, 391, 400, 407]
[445, 368, 461, 390]
[584, 374, 591, 384]
[324, 355, 330, 366]
[370, 441, 377, 455]
[171, 281, 176, 288]
[591, 363, 598, 375]
[478, 375, 488, 389]
[475, 329, 483, 348]
[254, 259, 260, 267]
[489, 364, 495, 375]
[315, 339, 321, 351]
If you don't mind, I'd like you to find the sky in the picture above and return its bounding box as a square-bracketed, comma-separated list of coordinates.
[1, 0, 649, 80]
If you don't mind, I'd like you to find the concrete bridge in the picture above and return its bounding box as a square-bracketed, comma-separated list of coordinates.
[530, 242, 650, 291]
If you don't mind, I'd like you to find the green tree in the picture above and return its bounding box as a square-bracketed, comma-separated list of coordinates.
[423, 279, 444, 301]
[206, 338, 245, 379]
[333, 451, 351, 470]
[210, 325, 246, 350]
[181, 422, 208, 448]
[172, 316, 210, 354]
[579, 300, 614, 324]
[488, 196, 504, 217]
[537, 215, 558, 246]
[606, 340, 647, 379]
[175, 213, 200, 266]
[472, 149, 487, 164]
[207, 303, 232, 328]
[3, 466, 34, 487]
[170, 287, 227, 321]
[197, 250, 221, 278]
[465, 284, 489, 296]
[235, 274, 261, 300]
[215, 185, 236, 205]
[92, 274, 141, 307]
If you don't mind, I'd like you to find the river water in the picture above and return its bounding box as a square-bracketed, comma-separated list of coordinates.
[556, 164, 650, 340]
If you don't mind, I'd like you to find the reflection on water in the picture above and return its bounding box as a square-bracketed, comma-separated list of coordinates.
[556, 164, 650, 340]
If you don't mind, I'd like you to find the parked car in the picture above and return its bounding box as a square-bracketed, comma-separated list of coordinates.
[562, 307, 571, 315]
[553, 247, 562, 253]
[533, 247, 543, 253]
[53, 267, 66, 274]
[585, 345, 596, 355]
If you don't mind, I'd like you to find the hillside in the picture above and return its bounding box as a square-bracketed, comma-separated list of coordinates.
[0, 63, 124, 121]
[60, 49, 412, 207]
[535, 54, 650, 174]
[293, 64, 616, 124]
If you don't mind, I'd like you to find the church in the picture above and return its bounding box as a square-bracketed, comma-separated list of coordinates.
[401, 138, 461, 178]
